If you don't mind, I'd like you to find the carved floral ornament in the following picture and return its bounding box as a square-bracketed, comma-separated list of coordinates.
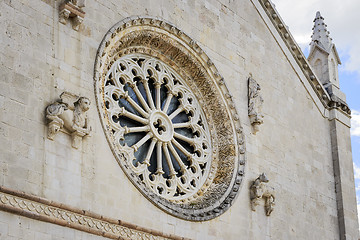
[94, 16, 246, 221]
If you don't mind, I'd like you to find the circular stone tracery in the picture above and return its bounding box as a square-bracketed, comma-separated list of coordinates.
[149, 111, 173, 142]
[104, 54, 212, 200]
[95, 16, 246, 221]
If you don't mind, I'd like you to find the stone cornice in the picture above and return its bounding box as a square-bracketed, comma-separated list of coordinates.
[0, 186, 190, 240]
[256, 0, 351, 116]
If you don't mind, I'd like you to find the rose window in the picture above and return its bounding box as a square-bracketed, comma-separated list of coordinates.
[104, 54, 211, 200]
[95, 17, 246, 221]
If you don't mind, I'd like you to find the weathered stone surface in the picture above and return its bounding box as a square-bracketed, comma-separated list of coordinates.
[0, 0, 358, 239]
[94, 17, 246, 221]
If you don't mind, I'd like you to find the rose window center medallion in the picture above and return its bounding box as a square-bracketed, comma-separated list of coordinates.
[95, 17, 246, 221]
[105, 55, 211, 200]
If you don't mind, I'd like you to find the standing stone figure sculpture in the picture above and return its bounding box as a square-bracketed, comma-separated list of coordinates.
[250, 173, 275, 216]
[46, 92, 91, 149]
[248, 76, 264, 134]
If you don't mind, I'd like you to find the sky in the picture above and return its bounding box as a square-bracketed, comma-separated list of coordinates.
[271, 0, 360, 228]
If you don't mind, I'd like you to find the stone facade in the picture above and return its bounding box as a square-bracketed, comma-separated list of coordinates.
[0, 0, 358, 239]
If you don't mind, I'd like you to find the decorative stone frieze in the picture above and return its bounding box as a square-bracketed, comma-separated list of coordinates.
[0, 186, 188, 240]
[46, 92, 91, 149]
[250, 173, 275, 216]
[94, 16, 246, 221]
[329, 95, 350, 113]
[248, 76, 264, 134]
[59, 0, 85, 31]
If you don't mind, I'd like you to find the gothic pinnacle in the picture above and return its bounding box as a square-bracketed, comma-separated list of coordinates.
[310, 11, 332, 52]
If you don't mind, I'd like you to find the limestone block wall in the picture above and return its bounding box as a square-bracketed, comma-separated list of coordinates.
[0, 0, 357, 239]
[0, 211, 105, 240]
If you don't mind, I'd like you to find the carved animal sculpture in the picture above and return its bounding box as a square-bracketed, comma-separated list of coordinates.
[250, 173, 275, 216]
[46, 95, 91, 148]
[61, 97, 91, 134]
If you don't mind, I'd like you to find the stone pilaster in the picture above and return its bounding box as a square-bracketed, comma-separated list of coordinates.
[329, 109, 359, 240]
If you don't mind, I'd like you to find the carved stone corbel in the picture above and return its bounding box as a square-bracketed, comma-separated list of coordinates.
[46, 92, 91, 149]
[72, 15, 84, 31]
[59, 8, 71, 25]
[250, 173, 275, 216]
[248, 75, 264, 134]
[59, 0, 85, 31]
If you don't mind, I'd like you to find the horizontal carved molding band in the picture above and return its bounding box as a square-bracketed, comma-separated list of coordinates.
[0, 186, 189, 240]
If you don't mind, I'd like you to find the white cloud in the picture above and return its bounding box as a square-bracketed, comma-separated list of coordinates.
[351, 110, 360, 137]
[354, 162, 360, 180]
[292, 33, 312, 50]
[272, 0, 360, 77]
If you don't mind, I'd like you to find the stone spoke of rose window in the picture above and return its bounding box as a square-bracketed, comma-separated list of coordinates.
[105, 54, 212, 200]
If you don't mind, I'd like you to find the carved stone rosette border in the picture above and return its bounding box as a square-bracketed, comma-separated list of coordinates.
[0, 186, 188, 240]
[94, 16, 246, 221]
